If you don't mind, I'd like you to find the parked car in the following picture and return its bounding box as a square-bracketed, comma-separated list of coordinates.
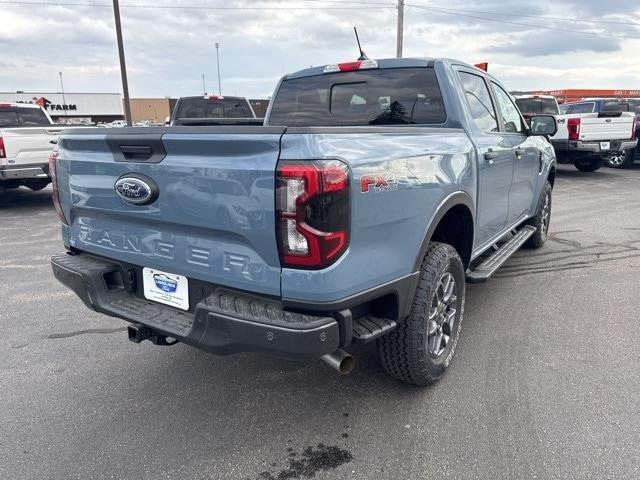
[170, 95, 262, 126]
[106, 120, 128, 128]
[564, 98, 640, 168]
[0, 102, 62, 194]
[50, 58, 557, 386]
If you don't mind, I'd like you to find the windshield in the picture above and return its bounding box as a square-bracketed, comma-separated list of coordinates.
[515, 98, 559, 115]
[269, 67, 447, 127]
[0, 107, 50, 127]
[174, 97, 254, 119]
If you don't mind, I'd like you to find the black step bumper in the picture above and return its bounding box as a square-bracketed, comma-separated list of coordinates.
[50, 252, 340, 360]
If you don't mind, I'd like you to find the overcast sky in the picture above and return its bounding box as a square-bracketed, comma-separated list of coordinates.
[1, 0, 640, 98]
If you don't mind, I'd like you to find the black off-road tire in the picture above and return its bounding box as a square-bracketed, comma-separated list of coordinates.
[524, 181, 552, 249]
[574, 157, 603, 172]
[24, 179, 51, 191]
[378, 242, 465, 386]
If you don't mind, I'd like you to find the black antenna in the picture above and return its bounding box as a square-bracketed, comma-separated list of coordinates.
[353, 27, 369, 61]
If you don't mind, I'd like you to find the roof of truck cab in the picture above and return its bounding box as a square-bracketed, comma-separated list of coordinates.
[284, 57, 479, 80]
[0, 102, 42, 109]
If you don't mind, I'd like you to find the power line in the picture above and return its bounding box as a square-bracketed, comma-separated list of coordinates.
[0, 0, 390, 9]
[407, 4, 640, 40]
[305, 0, 640, 27]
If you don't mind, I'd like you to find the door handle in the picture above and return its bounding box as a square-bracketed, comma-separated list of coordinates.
[484, 149, 498, 161]
[515, 148, 525, 158]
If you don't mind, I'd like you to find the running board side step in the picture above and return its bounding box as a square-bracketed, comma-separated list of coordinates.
[465, 226, 536, 283]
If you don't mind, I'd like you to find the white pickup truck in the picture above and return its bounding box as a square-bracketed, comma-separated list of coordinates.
[514, 95, 637, 172]
[0, 102, 62, 194]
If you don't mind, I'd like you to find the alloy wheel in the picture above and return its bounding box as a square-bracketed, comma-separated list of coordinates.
[427, 272, 458, 358]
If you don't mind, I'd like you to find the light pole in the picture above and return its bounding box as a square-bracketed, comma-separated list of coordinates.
[202, 73, 206, 95]
[58, 71, 68, 122]
[396, 0, 404, 58]
[215, 42, 222, 96]
[113, 0, 132, 125]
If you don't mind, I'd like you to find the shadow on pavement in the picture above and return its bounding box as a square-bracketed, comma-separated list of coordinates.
[0, 186, 54, 211]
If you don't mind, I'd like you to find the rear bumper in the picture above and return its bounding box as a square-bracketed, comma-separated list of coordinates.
[553, 139, 638, 154]
[50, 252, 341, 360]
[0, 163, 50, 180]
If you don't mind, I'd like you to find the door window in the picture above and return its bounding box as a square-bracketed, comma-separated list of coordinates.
[458, 72, 499, 132]
[492, 83, 524, 134]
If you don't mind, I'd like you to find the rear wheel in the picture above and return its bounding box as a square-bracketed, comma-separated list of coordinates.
[605, 150, 634, 169]
[23, 179, 51, 191]
[378, 242, 465, 386]
[524, 181, 552, 249]
[574, 157, 603, 172]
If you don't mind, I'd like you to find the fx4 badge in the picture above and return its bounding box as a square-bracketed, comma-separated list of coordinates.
[360, 173, 399, 193]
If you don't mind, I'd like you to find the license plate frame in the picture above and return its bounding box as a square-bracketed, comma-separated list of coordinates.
[142, 267, 189, 311]
[600, 141, 610, 151]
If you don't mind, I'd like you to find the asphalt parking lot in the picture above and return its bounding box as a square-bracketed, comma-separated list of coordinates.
[1, 164, 639, 480]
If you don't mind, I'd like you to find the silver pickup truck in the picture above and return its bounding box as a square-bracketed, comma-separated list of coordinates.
[51, 58, 558, 386]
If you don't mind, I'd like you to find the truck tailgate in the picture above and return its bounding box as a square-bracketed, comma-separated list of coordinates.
[57, 128, 284, 296]
[1, 126, 62, 166]
[579, 114, 634, 141]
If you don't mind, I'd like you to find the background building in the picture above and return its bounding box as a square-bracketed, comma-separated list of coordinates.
[130, 98, 172, 124]
[512, 89, 640, 104]
[0, 92, 123, 124]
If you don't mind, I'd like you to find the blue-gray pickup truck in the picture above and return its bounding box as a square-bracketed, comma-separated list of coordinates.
[50, 58, 557, 386]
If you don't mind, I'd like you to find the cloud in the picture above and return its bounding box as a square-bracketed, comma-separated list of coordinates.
[489, 32, 622, 57]
[0, 0, 640, 97]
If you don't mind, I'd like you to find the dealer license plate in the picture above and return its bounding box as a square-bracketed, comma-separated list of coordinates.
[142, 267, 189, 311]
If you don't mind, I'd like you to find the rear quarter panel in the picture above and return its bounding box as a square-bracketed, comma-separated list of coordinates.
[279, 128, 475, 302]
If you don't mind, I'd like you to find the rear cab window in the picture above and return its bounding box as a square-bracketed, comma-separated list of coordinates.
[0, 107, 50, 127]
[567, 103, 595, 114]
[269, 67, 447, 126]
[175, 97, 254, 119]
[514, 98, 559, 115]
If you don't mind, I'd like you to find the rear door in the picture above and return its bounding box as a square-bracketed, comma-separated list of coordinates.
[57, 127, 284, 296]
[456, 69, 513, 245]
[490, 82, 540, 225]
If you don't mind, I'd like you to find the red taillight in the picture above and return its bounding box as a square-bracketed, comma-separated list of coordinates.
[48, 150, 68, 225]
[0, 136, 5, 159]
[567, 117, 581, 141]
[276, 160, 350, 269]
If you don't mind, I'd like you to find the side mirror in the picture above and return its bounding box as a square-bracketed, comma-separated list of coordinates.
[529, 115, 557, 137]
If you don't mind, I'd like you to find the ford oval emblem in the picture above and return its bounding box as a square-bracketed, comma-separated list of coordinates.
[114, 174, 158, 206]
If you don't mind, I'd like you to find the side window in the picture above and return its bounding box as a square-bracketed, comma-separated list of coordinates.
[491, 83, 524, 134]
[458, 72, 499, 132]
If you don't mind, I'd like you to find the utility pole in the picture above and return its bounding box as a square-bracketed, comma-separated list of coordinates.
[113, 0, 132, 126]
[58, 71, 68, 122]
[396, 0, 404, 58]
[215, 42, 222, 96]
[202, 73, 206, 95]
